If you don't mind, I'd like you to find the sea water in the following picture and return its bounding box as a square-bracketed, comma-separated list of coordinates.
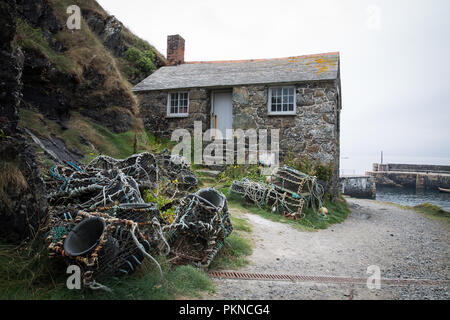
[376, 186, 450, 211]
[340, 154, 450, 211]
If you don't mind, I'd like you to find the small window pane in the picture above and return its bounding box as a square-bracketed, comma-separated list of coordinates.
[171, 93, 177, 107]
[169, 92, 189, 114]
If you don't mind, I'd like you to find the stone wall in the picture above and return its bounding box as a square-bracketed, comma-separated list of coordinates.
[136, 80, 341, 196]
[231, 81, 341, 197]
[372, 163, 450, 174]
[137, 88, 211, 137]
[340, 176, 376, 199]
[367, 171, 450, 190]
[232, 81, 340, 163]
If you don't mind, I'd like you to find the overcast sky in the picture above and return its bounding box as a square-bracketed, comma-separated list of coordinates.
[98, 0, 450, 162]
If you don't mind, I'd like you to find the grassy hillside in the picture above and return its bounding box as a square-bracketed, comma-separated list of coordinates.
[19, 107, 165, 174]
[15, 0, 167, 167]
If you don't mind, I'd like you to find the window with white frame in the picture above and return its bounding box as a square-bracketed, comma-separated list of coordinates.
[167, 92, 189, 116]
[268, 87, 296, 115]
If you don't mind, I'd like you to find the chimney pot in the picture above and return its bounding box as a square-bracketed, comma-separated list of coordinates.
[167, 34, 185, 66]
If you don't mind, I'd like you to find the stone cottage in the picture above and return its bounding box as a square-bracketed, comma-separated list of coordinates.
[133, 35, 342, 195]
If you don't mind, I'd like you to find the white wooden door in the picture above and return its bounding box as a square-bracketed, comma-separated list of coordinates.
[213, 92, 233, 139]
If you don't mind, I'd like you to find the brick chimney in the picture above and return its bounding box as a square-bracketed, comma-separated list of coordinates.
[167, 35, 185, 66]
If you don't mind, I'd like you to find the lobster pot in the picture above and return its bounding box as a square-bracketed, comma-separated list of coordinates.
[99, 203, 160, 223]
[228, 179, 270, 206]
[177, 169, 198, 191]
[63, 217, 106, 257]
[167, 188, 233, 268]
[46, 204, 167, 287]
[91, 222, 152, 280]
[156, 154, 199, 191]
[273, 167, 310, 194]
[228, 180, 247, 202]
[88, 153, 158, 190]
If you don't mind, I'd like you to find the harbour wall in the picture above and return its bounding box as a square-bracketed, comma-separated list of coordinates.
[339, 175, 376, 199]
[367, 163, 450, 190]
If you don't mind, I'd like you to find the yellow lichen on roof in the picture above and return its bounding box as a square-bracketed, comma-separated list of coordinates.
[314, 58, 326, 64]
[311, 56, 338, 75]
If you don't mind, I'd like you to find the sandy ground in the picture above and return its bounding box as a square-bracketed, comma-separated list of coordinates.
[207, 198, 449, 300]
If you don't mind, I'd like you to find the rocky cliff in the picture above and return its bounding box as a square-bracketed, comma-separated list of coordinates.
[0, 0, 48, 243]
[16, 0, 165, 133]
[0, 0, 165, 243]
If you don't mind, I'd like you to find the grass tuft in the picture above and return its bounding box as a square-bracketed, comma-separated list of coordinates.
[394, 202, 450, 226]
[0, 162, 29, 208]
[209, 233, 252, 270]
[0, 244, 215, 300]
[228, 196, 350, 231]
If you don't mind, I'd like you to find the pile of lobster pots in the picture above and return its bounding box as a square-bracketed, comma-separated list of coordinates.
[44, 152, 231, 290]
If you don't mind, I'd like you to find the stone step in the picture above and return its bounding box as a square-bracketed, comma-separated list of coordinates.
[196, 169, 222, 178]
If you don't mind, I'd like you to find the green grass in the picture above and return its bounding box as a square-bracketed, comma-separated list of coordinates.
[16, 18, 77, 75]
[0, 243, 214, 300]
[228, 197, 350, 231]
[394, 202, 450, 227]
[87, 121, 135, 159]
[18, 108, 157, 169]
[47, 262, 214, 300]
[146, 132, 176, 153]
[208, 203, 253, 270]
[216, 164, 266, 186]
[209, 233, 253, 270]
[230, 215, 252, 233]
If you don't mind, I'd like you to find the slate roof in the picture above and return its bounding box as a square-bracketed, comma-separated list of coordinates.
[132, 52, 340, 92]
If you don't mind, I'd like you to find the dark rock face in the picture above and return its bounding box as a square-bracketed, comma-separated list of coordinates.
[17, 0, 61, 34]
[81, 106, 135, 134]
[21, 49, 75, 121]
[14, 2, 136, 134]
[0, 136, 49, 243]
[0, 0, 48, 243]
[84, 11, 125, 57]
[0, 0, 21, 134]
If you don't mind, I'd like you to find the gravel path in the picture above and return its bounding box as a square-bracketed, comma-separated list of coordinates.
[207, 198, 449, 300]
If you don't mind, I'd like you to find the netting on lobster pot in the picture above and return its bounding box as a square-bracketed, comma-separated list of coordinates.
[87, 152, 159, 190]
[45, 203, 170, 290]
[272, 166, 324, 211]
[228, 166, 326, 219]
[165, 188, 233, 268]
[156, 153, 198, 192]
[47, 168, 144, 209]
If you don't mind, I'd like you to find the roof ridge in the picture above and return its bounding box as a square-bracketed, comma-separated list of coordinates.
[185, 52, 340, 65]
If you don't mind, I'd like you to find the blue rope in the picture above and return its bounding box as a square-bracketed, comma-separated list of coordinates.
[67, 161, 83, 172]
